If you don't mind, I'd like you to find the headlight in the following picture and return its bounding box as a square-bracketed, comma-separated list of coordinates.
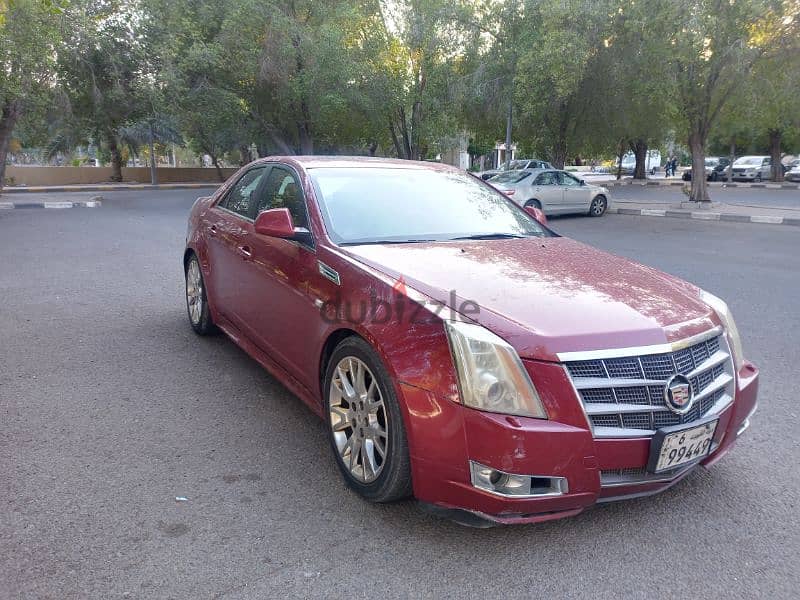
[444, 320, 547, 418]
[700, 290, 745, 371]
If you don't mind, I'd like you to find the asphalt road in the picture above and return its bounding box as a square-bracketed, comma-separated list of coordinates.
[1, 191, 798, 599]
[608, 182, 800, 209]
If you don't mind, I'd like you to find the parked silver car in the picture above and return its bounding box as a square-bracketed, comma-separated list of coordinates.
[487, 169, 610, 216]
[477, 158, 554, 181]
[731, 156, 772, 182]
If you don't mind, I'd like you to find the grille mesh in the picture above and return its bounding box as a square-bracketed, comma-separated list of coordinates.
[566, 334, 733, 436]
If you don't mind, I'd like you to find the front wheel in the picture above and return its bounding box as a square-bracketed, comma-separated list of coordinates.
[324, 337, 412, 503]
[589, 195, 607, 217]
[755, 173, 762, 183]
[525, 199, 542, 210]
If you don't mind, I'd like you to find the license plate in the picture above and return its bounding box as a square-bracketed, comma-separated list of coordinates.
[647, 419, 718, 473]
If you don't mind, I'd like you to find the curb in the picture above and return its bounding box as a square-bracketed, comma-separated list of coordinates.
[608, 206, 799, 227]
[0, 198, 102, 209]
[1, 183, 220, 193]
[605, 180, 800, 190]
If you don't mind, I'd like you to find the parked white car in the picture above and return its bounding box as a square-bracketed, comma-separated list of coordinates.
[620, 150, 662, 175]
[488, 169, 611, 216]
[731, 156, 772, 182]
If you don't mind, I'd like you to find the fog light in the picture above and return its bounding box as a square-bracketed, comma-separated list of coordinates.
[469, 461, 568, 497]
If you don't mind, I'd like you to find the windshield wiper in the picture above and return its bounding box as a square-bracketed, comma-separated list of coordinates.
[450, 233, 527, 240]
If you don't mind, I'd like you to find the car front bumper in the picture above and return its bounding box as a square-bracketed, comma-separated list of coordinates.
[400, 360, 758, 526]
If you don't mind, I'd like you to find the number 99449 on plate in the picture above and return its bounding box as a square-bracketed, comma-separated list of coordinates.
[647, 418, 719, 474]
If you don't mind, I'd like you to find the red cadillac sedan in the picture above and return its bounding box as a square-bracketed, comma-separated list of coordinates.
[183, 157, 758, 526]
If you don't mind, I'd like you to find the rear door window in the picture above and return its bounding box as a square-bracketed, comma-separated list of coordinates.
[219, 167, 267, 218]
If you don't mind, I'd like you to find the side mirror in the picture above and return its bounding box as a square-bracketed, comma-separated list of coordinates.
[580, 179, 586, 186]
[255, 208, 295, 238]
[254, 208, 314, 246]
[524, 205, 548, 225]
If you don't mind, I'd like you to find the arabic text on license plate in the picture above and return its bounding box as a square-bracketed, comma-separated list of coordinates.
[654, 420, 717, 473]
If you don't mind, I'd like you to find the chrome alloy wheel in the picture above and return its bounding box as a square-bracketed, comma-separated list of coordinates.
[186, 259, 203, 325]
[329, 357, 388, 483]
[590, 196, 607, 216]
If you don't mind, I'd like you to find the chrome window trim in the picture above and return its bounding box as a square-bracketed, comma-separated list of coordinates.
[556, 326, 723, 362]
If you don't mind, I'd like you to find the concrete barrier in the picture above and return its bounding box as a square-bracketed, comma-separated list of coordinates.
[5, 166, 238, 187]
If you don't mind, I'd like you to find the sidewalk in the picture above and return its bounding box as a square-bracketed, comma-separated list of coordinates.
[610, 199, 800, 227]
[0, 182, 220, 194]
[601, 178, 800, 190]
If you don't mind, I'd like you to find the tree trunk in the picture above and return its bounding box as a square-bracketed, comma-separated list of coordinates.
[688, 131, 710, 202]
[615, 139, 625, 180]
[239, 145, 252, 166]
[108, 135, 123, 182]
[768, 129, 783, 182]
[148, 124, 158, 185]
[368, 141, 378, 157]
[0, 100, 21, 194]
[727, 140, 735, 183]
[631, 138, 648, 180]
[211, 156, 225, 182]
[410, 100, 423, 161]
[504, 100, 513, 169]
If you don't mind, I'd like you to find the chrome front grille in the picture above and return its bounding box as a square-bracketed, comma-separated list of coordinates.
[563, 329, 735, 438]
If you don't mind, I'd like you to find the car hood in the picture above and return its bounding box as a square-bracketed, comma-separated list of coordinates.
[341, 237, 716, 361]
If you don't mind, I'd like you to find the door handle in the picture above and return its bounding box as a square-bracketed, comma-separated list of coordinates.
[238, 245, 252, 259]
[208, 225, 218, 235]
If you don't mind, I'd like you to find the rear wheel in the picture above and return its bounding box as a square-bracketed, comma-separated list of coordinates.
[185, 254, 216, 335]
[589, 195, 607, 217]
[324, 337, 412, 502]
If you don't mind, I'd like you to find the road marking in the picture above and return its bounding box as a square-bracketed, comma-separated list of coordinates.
[0, 202, 13, 209]
[690, 212, 721, 220]
[750, 215, 784, 224]
[641, 209, 666, 216]
[44, 201, 75, 209]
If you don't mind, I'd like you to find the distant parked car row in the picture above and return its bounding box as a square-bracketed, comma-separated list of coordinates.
[682, 155, 799, 182]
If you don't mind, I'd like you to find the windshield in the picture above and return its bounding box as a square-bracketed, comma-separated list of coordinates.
[734, 157, 764, 166]
[489, 171, 531, 184]
[705, 158, 718, 166]
[309, 167, 549, 245]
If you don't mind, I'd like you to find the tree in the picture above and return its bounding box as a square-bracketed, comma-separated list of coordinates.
[514, 0, 613, 168]
[600, 0, 672, 179]
[0, 0, 61, 192]
[660, 0, 790, 201]
[59, 1, 145, 181]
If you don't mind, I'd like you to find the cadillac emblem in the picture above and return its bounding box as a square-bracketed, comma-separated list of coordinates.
[664, 374, 694, 414]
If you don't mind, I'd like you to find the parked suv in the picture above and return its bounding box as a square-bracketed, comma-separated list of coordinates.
[682, 157, 731, 181]
[731, 156, 772, 182]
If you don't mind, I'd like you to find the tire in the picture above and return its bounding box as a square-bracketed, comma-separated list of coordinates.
[324, 336, 412, 502]
[755, 174, 762, 183]
[185, 253, 216, 335]
[589, 195, 607, 217]
[525, 199, 542, 210]
[710, 172, 718, 182]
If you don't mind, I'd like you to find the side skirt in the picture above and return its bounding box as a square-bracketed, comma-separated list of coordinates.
[216, 315, 325, 419]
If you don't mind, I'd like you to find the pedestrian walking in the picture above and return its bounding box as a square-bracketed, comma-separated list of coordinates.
[670, 157, 678, 178]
